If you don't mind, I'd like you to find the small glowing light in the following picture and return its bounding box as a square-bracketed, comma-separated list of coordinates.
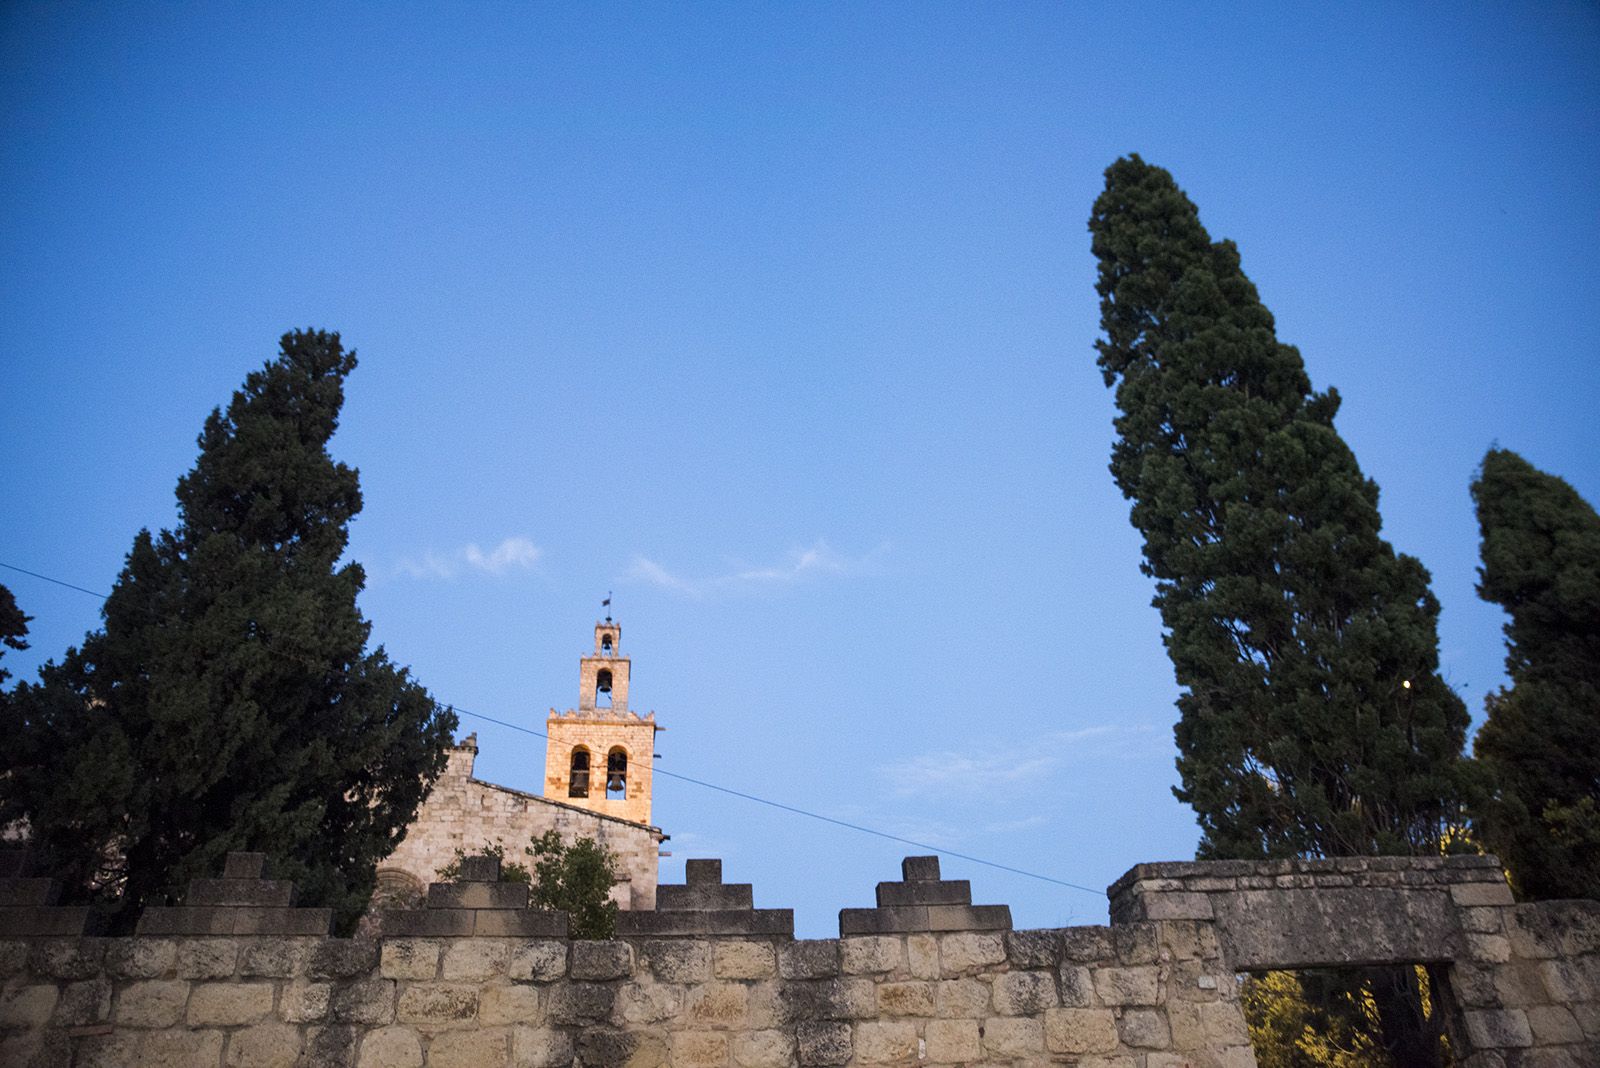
[1402, 679, 1412, 690]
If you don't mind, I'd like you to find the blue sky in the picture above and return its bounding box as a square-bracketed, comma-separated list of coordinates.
[3, 3, 1597, 936]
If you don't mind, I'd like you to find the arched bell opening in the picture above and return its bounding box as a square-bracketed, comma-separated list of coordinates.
[606, 747, 628, 800]
[569, 747, 591, 798]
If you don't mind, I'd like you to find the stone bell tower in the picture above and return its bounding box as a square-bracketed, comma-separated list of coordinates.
[545, 620, 659, 826]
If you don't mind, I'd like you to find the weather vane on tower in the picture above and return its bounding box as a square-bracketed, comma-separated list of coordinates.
[602, 591, 612, 623]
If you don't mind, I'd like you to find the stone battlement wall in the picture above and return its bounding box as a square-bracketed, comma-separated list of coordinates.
[1, 853, 1596, 1068]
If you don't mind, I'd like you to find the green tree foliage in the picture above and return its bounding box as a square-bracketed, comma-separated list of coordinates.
[526, 830, 620, 939]
[1087, 155, 1476, 860]
[1471, 447, 1600, 900]
[0, 583, 29, 688]
[437, 833, 621, 939]
[1242, 968, 1451, 1068]
[0, 331, 457, 929]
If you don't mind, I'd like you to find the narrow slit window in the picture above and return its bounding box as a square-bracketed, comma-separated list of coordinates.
[569, 748, 590, 798]
[607, 748, 627, 800]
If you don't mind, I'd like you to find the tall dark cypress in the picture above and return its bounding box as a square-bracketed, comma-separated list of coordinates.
[1472, 447, 1600, 900]
[1, 331, 457, 929]
[1087, 155, 1476, 860]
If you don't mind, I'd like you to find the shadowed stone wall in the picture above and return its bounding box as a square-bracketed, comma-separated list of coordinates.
[1, 852, 1595, 1067]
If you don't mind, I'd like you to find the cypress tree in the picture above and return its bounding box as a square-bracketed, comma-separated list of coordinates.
[1471, 447, 1600, 900]
[0, 331, 457, 928]
[1087, 155, 1476, 859]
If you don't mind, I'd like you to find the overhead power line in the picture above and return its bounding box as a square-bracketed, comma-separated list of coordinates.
[0, 559, 1106, 899]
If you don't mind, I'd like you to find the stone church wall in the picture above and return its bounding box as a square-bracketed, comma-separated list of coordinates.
[381, 738, 664, 912]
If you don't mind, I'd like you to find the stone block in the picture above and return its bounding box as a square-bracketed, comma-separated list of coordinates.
[618, 979, 683, 1025]
[983, 1016, 1044, 1056]
[0, 878, 58, 906]
[1044, 1007, 1120, 1054]
[224, 853, 268, 879]
[0, 983, 59, 1029]
[137, 906, 237, 935]
[1451, 881, 1515, 907]
[104, 936, 176, 979]
[657, 883, 756, 910]
[300, 1024, 358, 1068]
[429, 1027, 511, 1068]
[480, 983, 542, 1025]
[855, 1020, 918, 1064]
[233, 907, 332, 936]
[1526, 1004, 1585, 1045]
[1212, 886, 1461, 971]
[473, 909, 570, 938]
[732, 1028, 792, 1068]
[0, 904, 98, 936]
[224, 1023, 304, 1068]
[1005, 929, 1061, 968]
[547, 981, 615, 1024]
[992, 970, 1057, 1015]
[1094, 965, 1160, 1005]
[427, 881, 531, 910]
[925, 1018, 981, 1063]
[29, 937, 106, 979]
[328, 978, 395, 1026]
[0, 939, 25, 975]
[714, 939, 776, 979]
[1119, 1007, 1171, 1048]
[377, 908, 473, 937]
[671, 1030, 730, 1068]
[507, 939, 568, 981]
[442, 938, 512, 980]
[687, 981, 748, 1029]
[396, 983, 479, 1025]
[577, 1026, 655, 1068]
[906, 933, 938, 979]
[841, 935, 903, 974]
[1135, 892, 1215, 920]
[618, 909, 792, 938]
[933, 977, 990, 1018]
[570, 939, 633, 980]
[114, 980, 189, 1028]
[642, 939, 712, 982]
[838, 907, 926, 935]
[356, 1026, 422, 1068]
[780, 977, 876, 1021]
[876, 980, 935, 1017]
[306, 938, 379, 980]
[512, 1025, 573, 1068]
[138, 1029, 225, 1068]
[240, 937, 311, 977]
[70, 1030, 141, 1068]
[52, 977, 111, 1026]
[795, 1021, 852, 1066]
[1112, 924, 1159, 966]
[1467, 933, 1514, 964]
[875, 880, 972, 907]
[1199, 1001, 1252, 1047]
[902, 856, 941, 881]
[187, 878, 297, 907]
[780, 939, 840, 979]
[458, 855, 503, 882]
[190, 981, 279, 1028]
[280, 981, 331, 1023]
[1059, 926, 1114, 963]
[380, 938, 442, 980]
[938, 931, 1006, 974]
[1464, 1008, 1533, 1049]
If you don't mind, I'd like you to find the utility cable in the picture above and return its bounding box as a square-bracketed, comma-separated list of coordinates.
[0, 558, 1107, 899]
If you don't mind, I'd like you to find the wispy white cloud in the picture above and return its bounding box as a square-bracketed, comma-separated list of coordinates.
[396, 536, 542, 580]
[884, 725, 1161, 799]
[625, 539, 885, 597]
